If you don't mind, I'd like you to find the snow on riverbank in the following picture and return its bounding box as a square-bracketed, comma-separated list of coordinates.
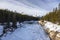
[39, 21, 60, 32]
[1, 21, 50, 40]
[0, 25, 4, 35]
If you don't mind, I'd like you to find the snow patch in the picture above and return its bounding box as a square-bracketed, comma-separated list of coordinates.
[0, 25, 4, 35]
[43, 21, 60, 32]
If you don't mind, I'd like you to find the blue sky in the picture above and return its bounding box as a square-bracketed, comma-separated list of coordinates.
[0, 0, 60, 17]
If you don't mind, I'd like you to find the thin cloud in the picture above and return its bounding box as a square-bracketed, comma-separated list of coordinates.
[0, 0, 59, 16]
[0, 0, 48, 17]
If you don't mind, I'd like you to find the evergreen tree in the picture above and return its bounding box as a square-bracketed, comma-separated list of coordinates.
[58, 3, 60, 10]
[12, 13, 17, 29]
[41, 3, 60, 24]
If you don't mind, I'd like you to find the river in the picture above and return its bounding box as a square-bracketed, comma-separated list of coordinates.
[1, 21, 50, 40]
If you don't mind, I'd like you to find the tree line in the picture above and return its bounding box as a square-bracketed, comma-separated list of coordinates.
[0, 9, 39, 23]
[41, 3, 60, 24]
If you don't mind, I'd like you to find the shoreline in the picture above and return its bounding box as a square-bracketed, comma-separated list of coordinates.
[38, 20, 60, 40]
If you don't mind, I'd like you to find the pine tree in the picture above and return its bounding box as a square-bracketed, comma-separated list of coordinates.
[6, 12, 10, 28]
[58, 3, 60, 10]
[12, 13, 17, 29]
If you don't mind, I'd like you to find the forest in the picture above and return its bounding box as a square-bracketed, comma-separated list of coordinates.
[0, 9, 39, 23]
[41, 3, 60, 24]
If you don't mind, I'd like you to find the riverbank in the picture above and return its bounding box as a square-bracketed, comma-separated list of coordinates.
[38, 20, 60, 40]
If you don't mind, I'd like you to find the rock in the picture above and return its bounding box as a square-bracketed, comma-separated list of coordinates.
[55, 33, 60, 40]
[45, 28, 50, 33]
[49, 31, 57, 40]
[38, 20, 47, 26]
[45, 30, 60, 40]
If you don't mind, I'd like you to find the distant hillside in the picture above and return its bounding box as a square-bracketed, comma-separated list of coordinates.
[0, 9, 39, 23]
[41, 3, 60, 24]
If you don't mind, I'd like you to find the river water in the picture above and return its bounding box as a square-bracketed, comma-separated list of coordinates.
[1, 21, 50, 40]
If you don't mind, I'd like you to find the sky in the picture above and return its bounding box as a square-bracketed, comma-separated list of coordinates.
[0, 0, 60, 17]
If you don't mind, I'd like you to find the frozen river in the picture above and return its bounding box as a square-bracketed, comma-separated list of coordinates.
[1, 21, 50, 40]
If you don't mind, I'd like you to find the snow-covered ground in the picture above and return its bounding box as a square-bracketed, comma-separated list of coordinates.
[0, 21, 50, 40]
[0, 25, 4, 36]
[39, 21, 60, 32]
